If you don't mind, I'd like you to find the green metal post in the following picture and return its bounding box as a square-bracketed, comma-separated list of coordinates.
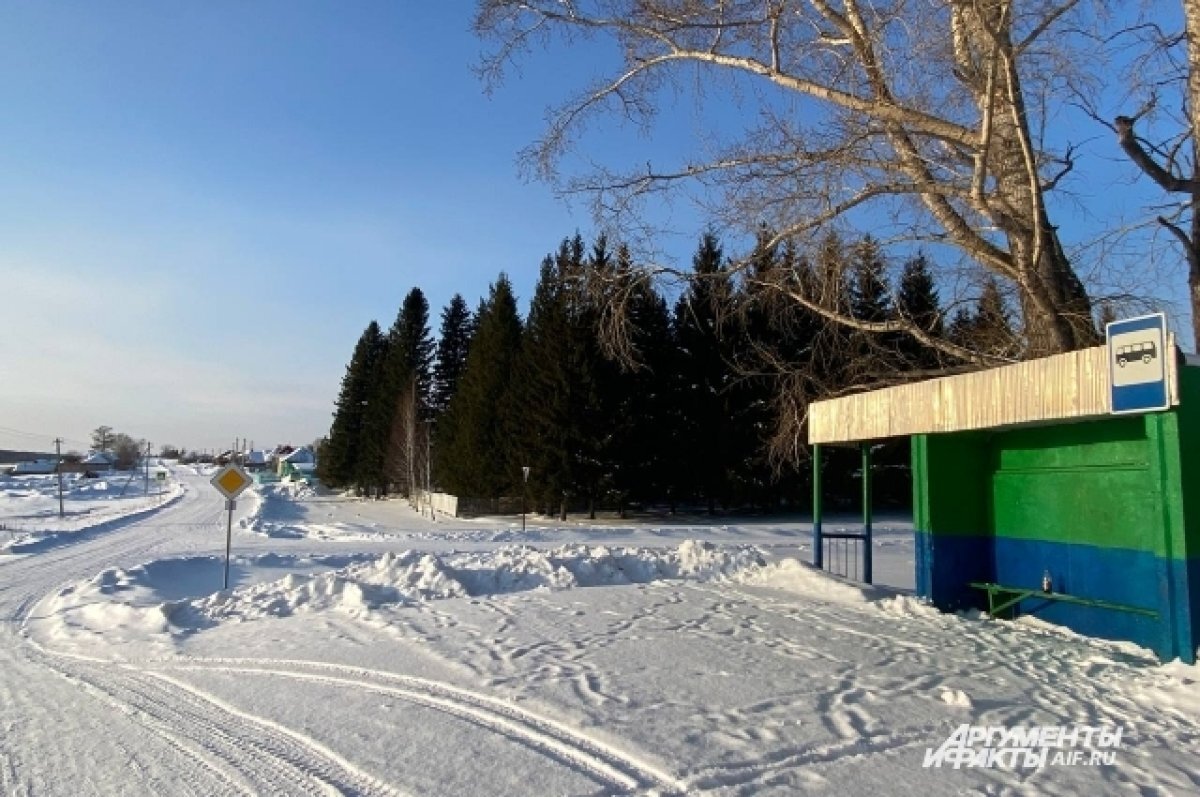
[813, 444, 823, 569]
[862, 442, 873, 584]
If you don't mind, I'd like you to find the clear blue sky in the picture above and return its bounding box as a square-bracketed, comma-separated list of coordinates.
[0, 3, 1189, 455]
[0, 3, 612, 454]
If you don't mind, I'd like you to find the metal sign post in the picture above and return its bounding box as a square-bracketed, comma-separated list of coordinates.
[224, 499, 236, 588]
[521, 466, 530, 533]
[210, 463, 252, 591]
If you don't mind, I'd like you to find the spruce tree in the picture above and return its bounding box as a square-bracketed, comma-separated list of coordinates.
[946, 279, 1016, 359]
[504, 234, 612, 519]
[382, 288, 437, 494]
[731, 225, 788, 507]
[947, 306, 977, 350]
[357, 288, 435, 497]
[319, 322, 385, 489]
[809, 231, 855, 393]
[974, 278, 1016, 357]
[506, 252, 574, 517]
[432, 294, 472, 418]
[672, 231, 737, 512]
[849, 236, 891, 322]
[896, 252, 943, 370]
[435, 274, 523, 499]
[846, 235, 898, 382]
[572, 234, 614, 518]
[354, 324, 390, 495]
[604, 243, 675, 512]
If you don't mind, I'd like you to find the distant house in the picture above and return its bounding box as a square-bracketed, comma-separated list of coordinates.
[12, 459, 59, 475]
[243, 449, 270, 472]
[0, 449, 52, 465]
[81, 451, 115, 475]
[269, 445, 295, 470]
[277, 447, 316, 480]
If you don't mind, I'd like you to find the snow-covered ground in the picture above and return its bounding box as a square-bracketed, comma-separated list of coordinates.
[1, 468, 1197, 795]
[0, 471, 183, 554]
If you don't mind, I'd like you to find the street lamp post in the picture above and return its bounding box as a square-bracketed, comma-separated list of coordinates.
[521, 466, 530, 532]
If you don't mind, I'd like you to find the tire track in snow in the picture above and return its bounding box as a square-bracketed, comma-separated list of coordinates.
[155, 657, 687, 795]
[14, 649, 251, 796]
[0, 748, 19, 797]
[5, 475, 405, 797]
[19, 640, 403, 797]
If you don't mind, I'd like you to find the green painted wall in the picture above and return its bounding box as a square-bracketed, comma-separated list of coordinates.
[912, 363, 1200, 660]
[991, 416, 1159, 553]
[912, 432, 991, 536]
[1175, 365, 1200, 559]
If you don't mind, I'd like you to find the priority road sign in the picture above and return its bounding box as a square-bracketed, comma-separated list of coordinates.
[1107, 312, 1170, 415]
[210, 463, 252, 499]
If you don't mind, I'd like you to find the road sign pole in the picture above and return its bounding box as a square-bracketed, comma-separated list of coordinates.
[210, 463, 251, 592]
[224, 498, 235, 590]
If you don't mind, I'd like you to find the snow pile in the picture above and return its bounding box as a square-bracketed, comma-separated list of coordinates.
[875, 593, 941, 617]
[37, 542, 770, 644]
[279, 479, 316, 499]
[187, 550, 467, 622]
[235, 486, 266, 532]
[40, 565, 175, 649]
[240, 484, 391, 541]
[736, 557, 869, 604]
[192, 542, 765, 624]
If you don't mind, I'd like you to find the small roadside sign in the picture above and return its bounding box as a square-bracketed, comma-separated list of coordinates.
[210, 463, 252, 500]
[211, 462, 252, 590]
[1107, 313, 1170, 415]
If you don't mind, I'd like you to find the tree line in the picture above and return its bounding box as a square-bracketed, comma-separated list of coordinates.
[318, 228, 1019, 516]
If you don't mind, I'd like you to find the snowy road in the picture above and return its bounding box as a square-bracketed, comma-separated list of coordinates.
[0, 471, 693, 795]
[0, 472, 305, 795]
[2, 468, 1199, 795]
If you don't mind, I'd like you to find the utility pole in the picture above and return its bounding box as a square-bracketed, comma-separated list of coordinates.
[54, 438, 64, 518]
[143, 442, 151, 496]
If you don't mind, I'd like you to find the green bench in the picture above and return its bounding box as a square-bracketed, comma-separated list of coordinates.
[969, 582, 1158, 619]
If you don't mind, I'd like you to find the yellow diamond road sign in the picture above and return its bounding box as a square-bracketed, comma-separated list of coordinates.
[211, 463, 252, 499]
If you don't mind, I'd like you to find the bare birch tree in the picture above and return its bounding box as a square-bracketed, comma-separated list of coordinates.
[476, 0, 1100, 359]
[1112, 0, 1200, 348]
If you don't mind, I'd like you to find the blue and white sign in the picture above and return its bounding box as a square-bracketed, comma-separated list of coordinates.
[1107, 313, 1170, 415]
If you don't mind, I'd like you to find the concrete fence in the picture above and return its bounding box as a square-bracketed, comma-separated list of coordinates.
[411, 490, 459, 518]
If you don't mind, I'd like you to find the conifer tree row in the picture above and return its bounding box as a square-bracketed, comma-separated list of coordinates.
[324, 228, 979, 512]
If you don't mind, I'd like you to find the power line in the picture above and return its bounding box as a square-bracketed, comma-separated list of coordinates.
[0, 425, 89, 449]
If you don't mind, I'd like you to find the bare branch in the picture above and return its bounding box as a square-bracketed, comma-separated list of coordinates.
[1115, 115, 1200, 193]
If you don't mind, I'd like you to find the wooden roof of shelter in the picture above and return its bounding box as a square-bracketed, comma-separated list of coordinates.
[808, 341, 1182, 445]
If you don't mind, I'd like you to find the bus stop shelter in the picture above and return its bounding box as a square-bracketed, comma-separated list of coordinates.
[808, 340, 1200, 663]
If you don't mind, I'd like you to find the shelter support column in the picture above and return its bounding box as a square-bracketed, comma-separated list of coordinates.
[813, 444, 823, 569]
[862, 442, 873, 585]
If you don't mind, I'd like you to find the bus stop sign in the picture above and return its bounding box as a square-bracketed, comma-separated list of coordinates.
[1107, 313, 1169, 415]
